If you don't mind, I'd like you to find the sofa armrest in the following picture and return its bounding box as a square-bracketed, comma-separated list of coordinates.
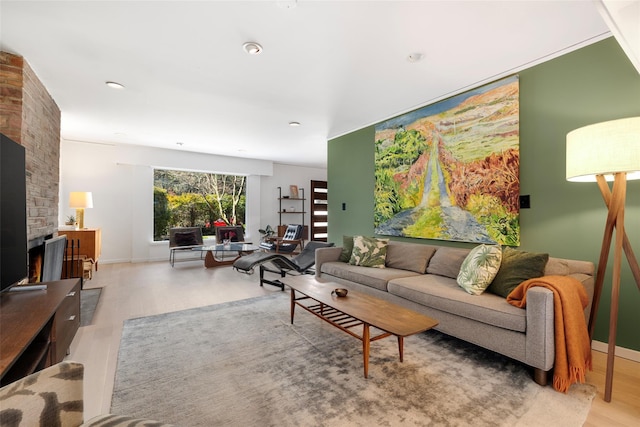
[315, 246, 343, 279]
[0, 361, 84, 427]
[524, 287, 555, 371]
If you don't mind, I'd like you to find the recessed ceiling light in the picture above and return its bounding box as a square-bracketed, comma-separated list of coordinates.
[289, 121, 301, 127]
[406, 53, 424, 63]
[242, 42, 263, 55]
[105, 81, 125, 89]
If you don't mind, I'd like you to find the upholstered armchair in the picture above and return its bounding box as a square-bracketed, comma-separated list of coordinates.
[0, 361, 173, 427]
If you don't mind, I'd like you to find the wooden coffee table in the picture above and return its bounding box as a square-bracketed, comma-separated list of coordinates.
[282, 276, 438, 378]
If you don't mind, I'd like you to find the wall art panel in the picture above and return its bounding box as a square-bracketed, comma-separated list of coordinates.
[374, 75, 520, 245]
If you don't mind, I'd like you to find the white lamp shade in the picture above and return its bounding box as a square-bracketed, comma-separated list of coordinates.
[566, 117, 640, 182]
[69, 191, 93, 208]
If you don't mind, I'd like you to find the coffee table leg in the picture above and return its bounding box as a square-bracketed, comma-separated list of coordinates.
[204, 250, 241, 268]
[290, 289, 296, 324]
[398, 336, 404, 362]
[204, 250, 215, 268]
[363, 324, 370, 378]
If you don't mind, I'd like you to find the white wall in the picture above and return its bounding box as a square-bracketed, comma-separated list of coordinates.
[260, 163, 328, 235]
[59, 140, 326, 263]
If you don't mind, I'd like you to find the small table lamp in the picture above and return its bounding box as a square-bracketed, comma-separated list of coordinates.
[566, 116, 640, 402]
[69, 191, 93, 229]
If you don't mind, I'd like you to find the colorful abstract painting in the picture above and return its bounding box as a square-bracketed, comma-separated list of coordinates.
[374, 75, 520, 245]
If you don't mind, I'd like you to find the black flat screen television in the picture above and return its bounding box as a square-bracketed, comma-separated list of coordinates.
[0, 133, 28, 292]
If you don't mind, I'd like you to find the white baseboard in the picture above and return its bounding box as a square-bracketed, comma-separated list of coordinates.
[592, 340, 640, 362]
[98, 258, 131, 264]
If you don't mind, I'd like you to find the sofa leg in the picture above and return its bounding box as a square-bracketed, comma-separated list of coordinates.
[533, 368, 549, 386]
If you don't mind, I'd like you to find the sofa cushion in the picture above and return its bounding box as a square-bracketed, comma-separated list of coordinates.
[488, 247, 549, 298]
[426, 247, 471, 278]
[320, 261, 419, 292]
[339, 235, 354, 262]
[457, 244, 502, 295]
[544, 257, 570, 275]
[388, 275, 526, 332]
[349, 236, 389, 268]
[385, 241, 437, 273]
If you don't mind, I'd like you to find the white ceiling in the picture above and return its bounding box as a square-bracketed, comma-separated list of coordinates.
[1, 1, 613, 169]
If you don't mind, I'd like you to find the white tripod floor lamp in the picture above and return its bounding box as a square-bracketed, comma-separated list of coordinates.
[566, 116, 640, 402]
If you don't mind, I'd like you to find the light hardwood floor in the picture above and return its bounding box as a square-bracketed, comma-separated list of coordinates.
[69, 261, 640, 425]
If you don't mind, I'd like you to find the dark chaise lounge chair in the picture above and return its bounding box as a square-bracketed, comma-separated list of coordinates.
[233, 241, 334, 290]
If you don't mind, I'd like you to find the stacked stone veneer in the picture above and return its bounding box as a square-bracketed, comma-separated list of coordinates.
[1, 51, 61, 241]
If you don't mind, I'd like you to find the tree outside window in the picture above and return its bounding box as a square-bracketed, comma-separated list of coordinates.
[153, 169, 246, 241]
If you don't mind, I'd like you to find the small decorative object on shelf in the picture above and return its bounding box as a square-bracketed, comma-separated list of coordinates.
[290, 185, 299, 198]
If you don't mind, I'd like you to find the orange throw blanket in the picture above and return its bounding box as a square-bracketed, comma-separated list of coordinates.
[507, 275, 592, 392]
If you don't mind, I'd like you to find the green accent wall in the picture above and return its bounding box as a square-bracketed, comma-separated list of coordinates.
[327, 37, 640, 351]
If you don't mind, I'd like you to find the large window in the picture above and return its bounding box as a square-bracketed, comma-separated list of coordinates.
[153, 169, 246, 241]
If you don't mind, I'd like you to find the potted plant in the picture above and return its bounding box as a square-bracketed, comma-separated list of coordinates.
[65, 215, 76, 226]
[258, 225, 275, 243]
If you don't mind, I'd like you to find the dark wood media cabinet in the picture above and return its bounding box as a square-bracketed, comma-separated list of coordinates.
[0, 278, 81, 386]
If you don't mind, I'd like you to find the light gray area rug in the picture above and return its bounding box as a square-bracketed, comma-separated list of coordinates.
[112, 293, 595, 426]
[80, 288, 102, 327]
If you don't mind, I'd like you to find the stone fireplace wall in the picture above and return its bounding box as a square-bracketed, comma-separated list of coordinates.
[0, 51, 61, 242]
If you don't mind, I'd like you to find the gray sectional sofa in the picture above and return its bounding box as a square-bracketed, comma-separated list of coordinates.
[314, 240, 595, 385]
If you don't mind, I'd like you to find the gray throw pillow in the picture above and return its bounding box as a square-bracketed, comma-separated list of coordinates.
[487, 247, 549, 298]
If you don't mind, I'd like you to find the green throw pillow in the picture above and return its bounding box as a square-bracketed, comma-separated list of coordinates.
[339, 235, 354, 263]
[487, 247, 549, 298]
[349, 236, 389, 268]
[457, 244, 503, 295]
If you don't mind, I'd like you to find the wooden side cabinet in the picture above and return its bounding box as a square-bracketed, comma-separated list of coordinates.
[59, 228, 102, 270]
[0, 279, 81, 386]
